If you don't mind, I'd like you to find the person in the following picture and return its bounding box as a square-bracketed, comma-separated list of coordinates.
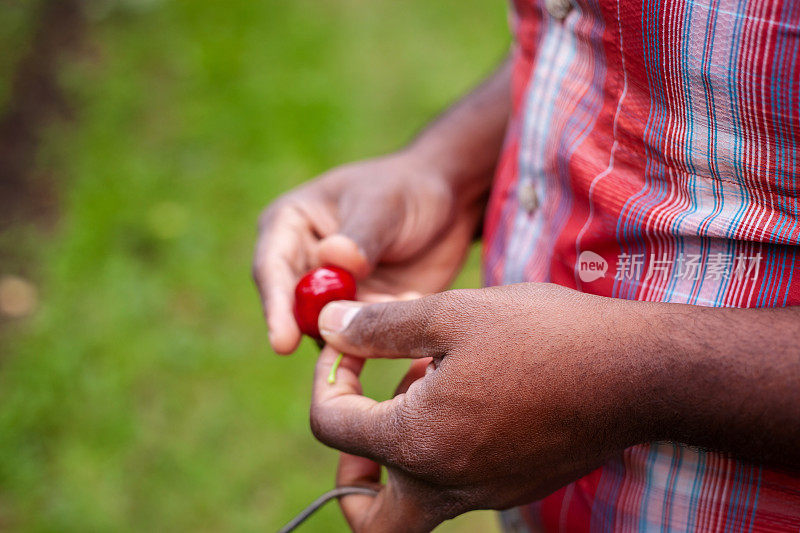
[253, 0, 800, 531]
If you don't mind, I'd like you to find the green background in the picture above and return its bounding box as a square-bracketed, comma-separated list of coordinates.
[0, 1, 510, 531]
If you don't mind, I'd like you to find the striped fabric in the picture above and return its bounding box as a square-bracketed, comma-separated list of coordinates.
[483, 0, 800, 530]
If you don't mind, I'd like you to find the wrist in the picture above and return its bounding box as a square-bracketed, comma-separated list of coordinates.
[399, 141, 495, 208]
[610, 301, 730, 448]
[591, 297, 679, 448]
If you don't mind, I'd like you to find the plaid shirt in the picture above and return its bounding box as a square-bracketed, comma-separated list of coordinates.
[484, 0, 800, 530]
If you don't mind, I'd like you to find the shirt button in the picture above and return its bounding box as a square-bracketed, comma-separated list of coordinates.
[519, 182, 539, 214]
[545, 0, 572, 20]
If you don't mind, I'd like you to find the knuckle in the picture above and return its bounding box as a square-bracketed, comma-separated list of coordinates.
[422, 294, 447, 334]
[393, 422, 437, 475]
[256, 195, 302, 238]
[420, 290, 471, 345]
[438, 497, 472, 521]
[425, 488, 474, 522]
[402, 435, 461, 484]
[252, 207, 282, 283]
[256, 197, 288, 230]
[308, 404, 331, 445]
[251, 260, 264, 285]
[255, 207, 274, 233]
[388, 400, 464, 483]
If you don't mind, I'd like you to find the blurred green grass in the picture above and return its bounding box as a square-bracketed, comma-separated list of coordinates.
[0, 1, 510, 531]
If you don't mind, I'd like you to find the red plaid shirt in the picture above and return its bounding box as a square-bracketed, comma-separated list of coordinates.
[484, 0, 800, 530]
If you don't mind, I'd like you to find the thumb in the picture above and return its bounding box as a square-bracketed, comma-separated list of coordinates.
[318, 189, 403, 279]
[318, 298, 443, 358]
[316, 234, 372, 280]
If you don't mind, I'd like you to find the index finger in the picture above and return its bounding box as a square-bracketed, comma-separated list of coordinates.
[252, 207, 314, 354]
[337, 454, 433, 533]
[336, 453, 381, 530]
[310, 346, 405, 463]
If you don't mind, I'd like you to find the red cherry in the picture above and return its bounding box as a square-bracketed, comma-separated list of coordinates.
[293, 265, 357, 339]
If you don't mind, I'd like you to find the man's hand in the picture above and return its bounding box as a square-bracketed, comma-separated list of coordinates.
[252, 59, 511, 354]
[311, 283, 800, 532]
[311, 284, 655, 532]
[252, 152, 482, 354]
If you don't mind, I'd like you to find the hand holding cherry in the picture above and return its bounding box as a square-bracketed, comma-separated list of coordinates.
[293, 266, 357, 383]
[293, 265, 357, 340]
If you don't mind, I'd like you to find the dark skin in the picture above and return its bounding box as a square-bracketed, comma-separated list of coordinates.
[253, 58, 512, 354]
[253, 58, 800, 531]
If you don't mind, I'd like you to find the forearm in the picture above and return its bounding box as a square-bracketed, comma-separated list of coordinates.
[618, 300, 800, 469]
[403, 56, 512, 208]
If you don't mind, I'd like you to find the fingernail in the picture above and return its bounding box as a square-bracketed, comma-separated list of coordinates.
[319, 301, 363, 335]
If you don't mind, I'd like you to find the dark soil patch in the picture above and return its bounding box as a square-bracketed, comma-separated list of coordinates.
[0, 0, 85, 234]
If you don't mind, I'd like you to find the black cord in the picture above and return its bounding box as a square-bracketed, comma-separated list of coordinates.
[277, 486, 379, 533]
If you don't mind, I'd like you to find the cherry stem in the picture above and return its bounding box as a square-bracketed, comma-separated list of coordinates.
[327, 353, 344, 384]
